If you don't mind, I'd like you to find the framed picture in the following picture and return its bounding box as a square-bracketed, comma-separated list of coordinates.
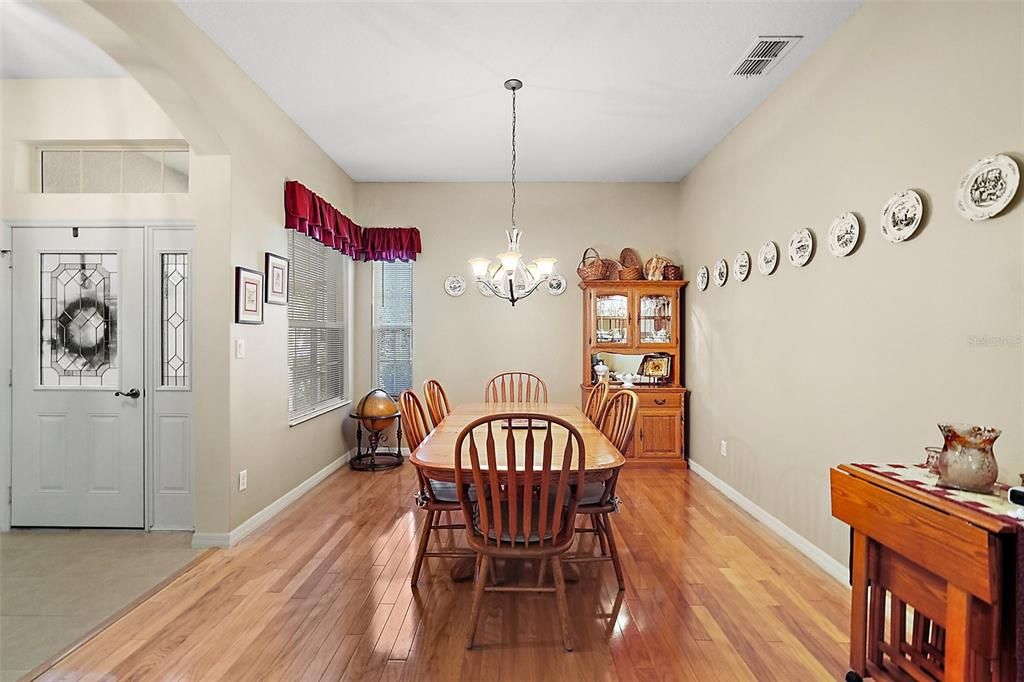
[264, 252, 289, 305]
[235, 266, 264, 325]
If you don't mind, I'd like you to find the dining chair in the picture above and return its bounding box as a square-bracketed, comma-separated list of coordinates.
[567, 389, 638, 591]
[454, 413, 586, 651]
[583, 378, 610, 423]
[484, 371, 548, 404]
[399, 390, 470, 586]
[422, 378, 451, 429]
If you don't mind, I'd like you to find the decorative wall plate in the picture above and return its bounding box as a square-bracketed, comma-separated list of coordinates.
[477, 281, 494, 297]
[546, 274, 567, 295]
[733, 251, 751, 281]
[827, 212, 860, 257]
[444, 274, 466, 297]
[881, 190, 923, 243]
[696, 265, 709, 291]
[713, 259, 728, 287]
[757, 241, 779, 276]
[956, 154, 1019, 221]
[788, 228, 814, 267]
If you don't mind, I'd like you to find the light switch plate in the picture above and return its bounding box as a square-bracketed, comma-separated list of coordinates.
[720, 440, 728, 457]
[235, 339, 246, 359]
[239, 469, 247, 491]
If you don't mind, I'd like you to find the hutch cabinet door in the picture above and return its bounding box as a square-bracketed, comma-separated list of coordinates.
[589, 288, 633, 348]
[636, 289, 678, 347]
[636, 411, 680, 458]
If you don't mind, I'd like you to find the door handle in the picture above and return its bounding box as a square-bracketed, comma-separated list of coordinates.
[115, 388, 141, 399]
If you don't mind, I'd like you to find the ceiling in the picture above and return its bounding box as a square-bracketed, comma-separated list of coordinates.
[0, 0, 126, 79]
[177, 1, 860, 182]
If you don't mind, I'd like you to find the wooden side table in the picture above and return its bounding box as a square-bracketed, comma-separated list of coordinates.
[830, 464, 1018, 681]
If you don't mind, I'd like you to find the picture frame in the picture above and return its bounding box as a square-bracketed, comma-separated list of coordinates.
[264, 252, 289, 305]
[235, 266, 264, 325]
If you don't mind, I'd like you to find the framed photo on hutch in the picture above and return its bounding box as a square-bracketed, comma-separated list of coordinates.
[235, 266, 264, 324]
[264, 252, 289, 305]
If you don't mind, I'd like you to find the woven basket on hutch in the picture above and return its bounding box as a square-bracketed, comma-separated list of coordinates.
[577, 247, 611, 282]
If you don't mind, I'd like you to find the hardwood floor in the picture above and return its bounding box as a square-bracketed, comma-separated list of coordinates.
[35, 465, 850, 681]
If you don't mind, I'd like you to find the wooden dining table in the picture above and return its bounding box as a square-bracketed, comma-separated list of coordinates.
[411, 402, 625, 482]
[410, 402, 626, 581]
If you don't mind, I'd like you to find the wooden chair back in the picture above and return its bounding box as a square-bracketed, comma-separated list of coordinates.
[454, 413, 585, 550]
[400, 389, 438, 499]
[399, 389, 431, 452]
[422, 378, 451, 429]
[584, 380, 610, 423]
[484, 372, 549, 404]
[597, 390, 639, 453]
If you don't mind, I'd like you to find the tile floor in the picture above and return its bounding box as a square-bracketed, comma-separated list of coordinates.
[0, 529, 203, 680]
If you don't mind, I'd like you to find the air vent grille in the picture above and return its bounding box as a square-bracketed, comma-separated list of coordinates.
[732, 35, 802, 78]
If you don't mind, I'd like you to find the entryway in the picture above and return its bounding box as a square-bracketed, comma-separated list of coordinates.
[8, 225, 194, 530]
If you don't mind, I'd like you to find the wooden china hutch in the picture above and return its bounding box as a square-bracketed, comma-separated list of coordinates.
[580, 280, 688, 465]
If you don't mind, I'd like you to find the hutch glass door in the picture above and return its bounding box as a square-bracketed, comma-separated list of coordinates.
[638, 293, 673, 345]
[594, 292, 629, 346]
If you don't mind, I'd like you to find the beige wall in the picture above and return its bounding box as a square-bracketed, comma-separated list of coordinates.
[355, 183, 681, 404]
[676, 1, 1024, 565]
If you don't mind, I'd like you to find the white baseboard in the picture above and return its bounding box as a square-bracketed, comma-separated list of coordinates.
[191, 447, 355, 549]
[688, 461, 849, 585]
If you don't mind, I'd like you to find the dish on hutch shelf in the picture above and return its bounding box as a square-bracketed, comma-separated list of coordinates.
[638, 353, 672, 380]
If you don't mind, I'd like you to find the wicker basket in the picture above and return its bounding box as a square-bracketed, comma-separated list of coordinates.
[662, 264, 683, 281]
[644, 254, 672, 281]
[619, 248, 642, 269]
[619, 266, 644, 281]
[577, 247, 610, 282]
[604, 259, 624, 280]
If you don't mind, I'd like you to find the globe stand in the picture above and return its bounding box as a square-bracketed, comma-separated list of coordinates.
[348, 412, 404, 471]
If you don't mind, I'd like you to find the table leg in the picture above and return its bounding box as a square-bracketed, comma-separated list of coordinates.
[945, 585, 972, 682]
[850, 530, 869, 677]
[449, 557, 579, 583]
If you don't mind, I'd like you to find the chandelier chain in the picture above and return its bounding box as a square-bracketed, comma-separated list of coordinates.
[511, 86, 517, 229]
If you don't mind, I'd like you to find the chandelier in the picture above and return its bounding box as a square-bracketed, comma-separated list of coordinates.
[468, 79, 556, 306]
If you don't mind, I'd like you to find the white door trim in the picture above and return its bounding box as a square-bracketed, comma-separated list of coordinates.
[1, 221, 195, 532]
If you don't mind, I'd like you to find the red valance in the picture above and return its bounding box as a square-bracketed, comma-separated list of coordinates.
[284, 180, 421, 262]
[284, 180, 362, 258]
[359, 227, 422, 262]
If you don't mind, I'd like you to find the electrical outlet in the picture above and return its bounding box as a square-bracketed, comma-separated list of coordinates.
[720, 440, 728, 457]
[235, 339, 246, 359]
[239, 469, 248, 491]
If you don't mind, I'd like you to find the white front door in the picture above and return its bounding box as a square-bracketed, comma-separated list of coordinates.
[12, 227, 145, 527]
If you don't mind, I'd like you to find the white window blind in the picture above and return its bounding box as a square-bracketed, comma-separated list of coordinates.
[373, 261, 413, 397]
[288, 232, 349, 422]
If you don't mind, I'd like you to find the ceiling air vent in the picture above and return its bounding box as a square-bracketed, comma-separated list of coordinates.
[731, 35, 802, 78]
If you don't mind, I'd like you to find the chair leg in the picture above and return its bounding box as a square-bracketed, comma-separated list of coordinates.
[537, 558, 548, 587]
[601, 513, 625, 591]
[467, 555, 490, 649]
[411, 509, 435, 586]
[551, 556, 573, 652]
[593, 514, 608, 556]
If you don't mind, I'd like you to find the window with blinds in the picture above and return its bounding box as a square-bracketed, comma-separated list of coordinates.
[373, 261, 413, 397]
[288, 232, 349, 422]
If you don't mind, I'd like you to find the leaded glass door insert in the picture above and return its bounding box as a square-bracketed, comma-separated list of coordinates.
[594, 292, 629, 345]
[40, 252, 119, 387]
